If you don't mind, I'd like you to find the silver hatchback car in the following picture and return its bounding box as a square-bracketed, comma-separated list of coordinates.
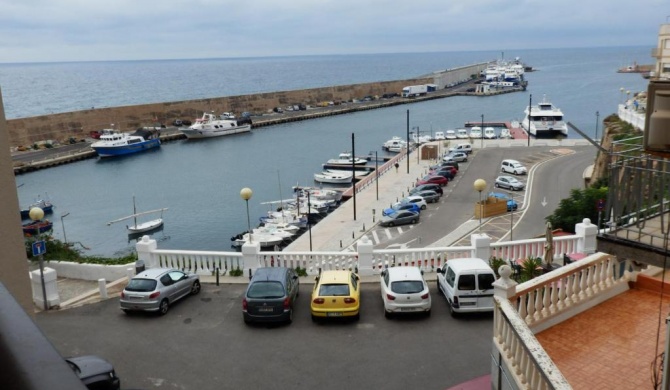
[120, 268, 201, 315]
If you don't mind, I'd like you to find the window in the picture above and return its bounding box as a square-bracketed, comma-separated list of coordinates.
[457, 274, 476, 291]
[391, 281, 424, 294]
[168, 271, 185, 282]
[478, 273, 495, 290]
[351, 274, 358, 290]
[319, 284, 350, 296]
[160, 275, 172, 286]
[446, 267, 456, 287]
[247, 281, 285, 299]
[126, 278, 157, 292]
[383, 272, 389, 286]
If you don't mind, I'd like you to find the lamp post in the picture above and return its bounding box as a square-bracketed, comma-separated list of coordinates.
[29, 207, 48, 311]
[596, 111, 600, 142]
[60, 212, 70, 245]
[509, 196, 514, 241]
[527, 94, 532, 147]
[626, 90, 631, 107]
[480, 114, 484, 149]
[473, 179, 487, 233]
[413, 126, 420, 164]
[307, 191, 312, 251]
[240, 188, 253, 243]
[406, 110, 410, 174]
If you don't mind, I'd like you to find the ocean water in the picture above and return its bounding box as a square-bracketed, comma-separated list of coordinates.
[7, 47, 652, 257]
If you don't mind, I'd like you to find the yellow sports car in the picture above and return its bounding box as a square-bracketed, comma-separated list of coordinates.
[310, 270, 360, 321]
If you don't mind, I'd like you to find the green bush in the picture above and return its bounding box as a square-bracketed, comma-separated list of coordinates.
[25, 235, 136, 265]
[519, 256, 543, 283]
[229, 267, 244, 277]
[489, 256, 507, 278]
[295, 266, 308, 277]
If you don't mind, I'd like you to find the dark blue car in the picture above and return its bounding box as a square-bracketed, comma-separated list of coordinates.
[383, 201, 421, 216]
[488, 192, 518, 211]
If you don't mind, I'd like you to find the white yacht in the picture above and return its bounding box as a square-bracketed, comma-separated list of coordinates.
[520, 95, 569, 137]
[382, 136, 407, 152]
[180, 112, 252, 139]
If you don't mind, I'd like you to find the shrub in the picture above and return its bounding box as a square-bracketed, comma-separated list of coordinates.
[519, 256, 543, 283]
[489, 256, 507, 278]
[294, 266, 308, 277]
[229, 267, 243, 277]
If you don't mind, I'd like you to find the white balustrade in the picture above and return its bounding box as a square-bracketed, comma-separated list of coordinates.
[153, 249, 242, 275]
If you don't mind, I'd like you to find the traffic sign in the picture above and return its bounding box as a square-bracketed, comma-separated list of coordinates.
[596, 199, 605, 211]
[32, 240, 46, 256]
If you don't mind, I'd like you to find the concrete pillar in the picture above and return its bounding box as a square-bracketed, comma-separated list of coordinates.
[136, 235, 158, 268]
[575, 218, 597, 254]
[356, 236, 374, 276]
[493, 265, 517, 299]
[98, 279, 108, 299]
[241, 241, 261, 275]
[471, 233, 491, 260]
[30, 267, 59, 309]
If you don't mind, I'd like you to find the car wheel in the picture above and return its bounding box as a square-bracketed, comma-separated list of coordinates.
[311, 314, 318, 323]
[448, 301, 457, 317]
[495, 183, 499, 188]
[410, 219, 417, 224]
[122, 309, 132, 315]
[421, 205, 427, 210]
[425, 309, 431, 317]
[287, 309, 293, 324]
[159, 299, 169, 316]
[244, 317, 251, 325]
[384, 310, 392, 319]
[190, 280, 201, 295]
[388, 222, 395, 227]
[353, 313, 360, 321]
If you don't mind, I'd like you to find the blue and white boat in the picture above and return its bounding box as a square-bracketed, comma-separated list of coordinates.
[91, 128, 161, 157]
[19, 198, 54, 220]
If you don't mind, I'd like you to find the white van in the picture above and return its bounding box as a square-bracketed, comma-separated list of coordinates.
[456, 129, 469, 139]
[436, 258, 496, 316]
[434, 131, 445, 140]
[448, 143, 473, 154]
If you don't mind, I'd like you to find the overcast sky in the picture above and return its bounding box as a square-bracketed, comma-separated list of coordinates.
[0, 0, 667, 63]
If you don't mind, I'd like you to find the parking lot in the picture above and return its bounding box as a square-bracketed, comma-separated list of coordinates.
[37, 283, 493, 390]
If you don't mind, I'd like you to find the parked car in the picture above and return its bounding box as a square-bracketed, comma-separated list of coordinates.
[430, 160, 459, 171]
[414, 190, 440, 203]
[417, 175, 448, 187]
[430, 168, 454, 181]
[410, 183, 443, 196]
[436, 258, 496, 316]
[448, 143, 473, 154]
[243, 267, 300, 324]
[501, 159, 527, 175]
[311, 270, 360, 321]
[488, 192, 518, 211]
[380, 266, 431, 318]
[383, 201, 421, 216]
[484, 127, 497, 139]
[379, 210, 420, 227]
[495, 175, 526, 191]
[65, 355, 121, 390]
[446, 151, 468, 162]
[120, 268, 201, 315]
[402, 195, 428, 210]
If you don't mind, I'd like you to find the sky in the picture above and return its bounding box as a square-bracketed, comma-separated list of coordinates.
[0, 0, 667, 63]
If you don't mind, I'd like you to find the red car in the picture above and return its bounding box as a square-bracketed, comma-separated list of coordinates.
[417, 175, 448, 187]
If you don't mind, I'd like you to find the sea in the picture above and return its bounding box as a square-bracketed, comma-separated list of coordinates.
[0, 46, 652, 258]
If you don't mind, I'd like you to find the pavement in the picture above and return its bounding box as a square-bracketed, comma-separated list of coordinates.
[46, 137, 592, 312]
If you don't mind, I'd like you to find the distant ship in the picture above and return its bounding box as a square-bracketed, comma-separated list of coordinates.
[520, 95, 568, 138]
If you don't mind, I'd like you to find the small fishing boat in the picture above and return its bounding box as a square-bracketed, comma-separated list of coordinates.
[91, 128, 161, 157]
[22, 220, 53, 237]
[325, 152, 368, 166]
[313, 171, 353, 184]
[19, 198, 54, 220]
[107, 197, 168, 235]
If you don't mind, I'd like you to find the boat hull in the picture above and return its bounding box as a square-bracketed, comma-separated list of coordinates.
[181, 125, 251, 139]
[92, 139, 161, 157]
[22, 220, 53, 236]
[127, 218, 163, 234]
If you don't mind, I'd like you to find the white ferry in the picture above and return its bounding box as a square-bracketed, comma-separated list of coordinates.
[520, 95, 568, 137]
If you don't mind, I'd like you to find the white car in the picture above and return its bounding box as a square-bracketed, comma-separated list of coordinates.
[380, 266, 431, 318]
[397, 195, 428, 210]
[469, 126, 482, 139]
[484, 127, 496, 139]
[447, 151, 468, 162]
[501, 159, 527, 175]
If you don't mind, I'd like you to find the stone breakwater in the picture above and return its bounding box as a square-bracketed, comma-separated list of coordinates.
[4, 63, 487, 148]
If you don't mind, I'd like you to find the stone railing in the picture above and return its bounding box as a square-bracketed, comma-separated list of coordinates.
[618, 103, 646, 131]
[135, 219, 599, 277]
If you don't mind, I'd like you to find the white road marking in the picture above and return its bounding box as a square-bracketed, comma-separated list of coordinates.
[371, 230, 380, 244]
[384, 229, 392, 239]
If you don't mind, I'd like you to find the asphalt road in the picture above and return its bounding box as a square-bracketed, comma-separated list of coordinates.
[36, 283, 493, 390]
[376, 144, 597, 248]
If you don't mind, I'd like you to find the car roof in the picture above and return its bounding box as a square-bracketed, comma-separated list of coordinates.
[386, 266, 424, 282]
[446, 258, 493, 272]
[318, 270, 353, 284]
[250, 267, 290, 284]
[406, 195, 424, 201]
[134, 267, 175, 279]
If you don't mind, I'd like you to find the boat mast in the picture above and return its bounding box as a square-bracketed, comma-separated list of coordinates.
[133, 195, 137, 229]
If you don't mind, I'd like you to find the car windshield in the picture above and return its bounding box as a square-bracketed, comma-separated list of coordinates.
[391, 280, 424, 294]
[247, 281, 285, 298]
[319, 283, 350, 296]
[125, 278, 157, 292]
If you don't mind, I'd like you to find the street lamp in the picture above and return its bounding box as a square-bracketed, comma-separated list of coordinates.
[473, 179, 487, 233]
[240, 188, 253, 243]
[29, 207, 48, 311]
[480, 114, 484, 149]
[60, 212, 70, 245]
[626, 90, 631, 107]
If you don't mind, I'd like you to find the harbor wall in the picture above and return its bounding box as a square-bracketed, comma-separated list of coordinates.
[5, 63, 487, 148]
